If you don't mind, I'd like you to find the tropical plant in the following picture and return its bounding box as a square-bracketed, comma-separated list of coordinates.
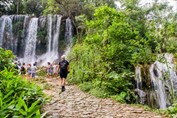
[0, 48, 46, 117]
[68, 1, 177, 104]
[0, 48, 15, 71]
[0, 68, 46, 117]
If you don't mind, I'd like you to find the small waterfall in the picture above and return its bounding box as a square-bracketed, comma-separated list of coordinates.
[47, 14, 53, 55]
[149, 53, 177, 109]
[135, 66, 142, 89]
[64, 18, 73, 56]
[0, 15, 13, 50]
[11, 15, 29, 56]
[23, 18, 38, 63]
[39, 15, 62, 66]
[149, 62, 167, 109]
[135, 66, 146, 104]
[52, 15, 62, 56]
[22, 15, 29, 38]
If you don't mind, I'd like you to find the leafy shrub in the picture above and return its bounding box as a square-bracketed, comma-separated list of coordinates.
[111, 92, 127, 103]
[167, 103, 177, 118]
[0, 68, 46, 117]
[79, 82, 93, 92]
[0, 48, 15, 71]
[104, 71, 134, 95]
[89, 87, 109, 98]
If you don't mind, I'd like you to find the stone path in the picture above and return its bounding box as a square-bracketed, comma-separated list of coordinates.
[41, 78, 168, 118]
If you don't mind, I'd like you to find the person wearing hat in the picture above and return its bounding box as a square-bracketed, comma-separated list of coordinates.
[59, 55, 69, 92]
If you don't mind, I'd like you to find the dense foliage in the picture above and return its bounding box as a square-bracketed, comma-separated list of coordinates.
[0, 0, 116, 17]
[0, 48, 46, 117]
[0, 48, 14, 71]
[68, 1, 177, 105]
[1, 0, 177, 116]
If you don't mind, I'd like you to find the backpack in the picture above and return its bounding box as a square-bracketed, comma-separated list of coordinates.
[21, 66, 25, 71]
[60, 60, 68, 70]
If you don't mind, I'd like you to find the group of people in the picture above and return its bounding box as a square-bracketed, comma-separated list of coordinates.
[14, 55, 69, 92]
[15, 62, 37, 79]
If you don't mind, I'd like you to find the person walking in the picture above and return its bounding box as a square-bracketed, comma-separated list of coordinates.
[31, 63, 37, 79]
[59, 55, 69, 92]
[21, 63, 26, 78]
[53, 62, 59, 78]
[47, 62, 53, 79]
[27, 64, 32, 79]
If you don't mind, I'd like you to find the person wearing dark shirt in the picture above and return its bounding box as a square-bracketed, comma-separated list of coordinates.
[21, 63, 26, 78]
[59, 55, 69, 92]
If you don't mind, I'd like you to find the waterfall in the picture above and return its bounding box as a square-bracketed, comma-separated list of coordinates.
[52, 15, 62, 57]
[149, 53, 177, 109]
[135, 66, 146, 104]
[0, 15, 13, 50]
[134, 53, 177, 109]
[38, 15, 62, 66]
[0, 15, 71, 66]
[47, 14, 52, 55]
[149, 62, 167, 109]
[64, 18, 73, 56]
[135, 66, 142, 89]
[22, 15, 29, 38]
[23, 18, 38, 64]
[11, 15, 29, 56]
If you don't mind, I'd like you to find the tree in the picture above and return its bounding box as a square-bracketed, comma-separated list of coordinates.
[0, 0, 13, 15]
[22, 0, 44, 16]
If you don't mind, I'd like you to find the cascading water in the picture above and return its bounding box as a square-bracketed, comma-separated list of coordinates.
[0, 15, 71, 66]
[52, 15, 62, 57]
[11, 15, 29, 56]
[135, 66, 142, 89]
[0, 15, 13, 50]
[149, 53, 177, 109]
[47, 15, 62, 60]
[23, 18, 38, 63]
[64, 18, 73, 56]
[39, 15, 62, 65]
[149, 61, 167, 109]
[47, 14, 52, 55]
[135, 53, 177, 109]
[135, 66, 146, 104]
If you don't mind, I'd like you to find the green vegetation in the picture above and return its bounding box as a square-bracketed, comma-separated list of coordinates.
[67, 1, 177, 107]
[1, 0, 177, 117]
[0, 48, 14, 71]
[0, 48, 46, 117]
[167, 103, 177, 117]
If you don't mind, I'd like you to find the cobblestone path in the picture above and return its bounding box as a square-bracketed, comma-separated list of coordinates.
[41, 78, 168, 118]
